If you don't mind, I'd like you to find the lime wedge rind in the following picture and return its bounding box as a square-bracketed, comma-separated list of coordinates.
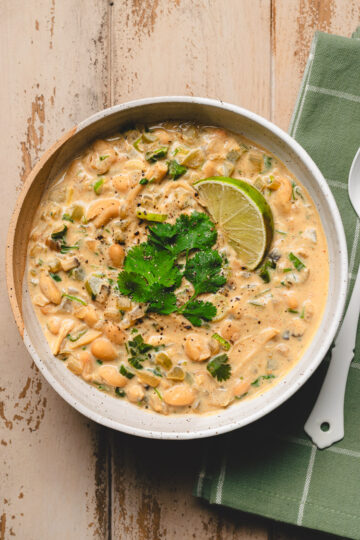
[194, 176, 274, 270]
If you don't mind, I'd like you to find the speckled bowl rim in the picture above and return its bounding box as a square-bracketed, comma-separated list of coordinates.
[7, 96, 348, 439]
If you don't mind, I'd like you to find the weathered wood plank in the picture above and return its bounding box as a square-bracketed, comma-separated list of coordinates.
[0, 1, 110, 538]
[110, 0, 272, 119]
[110, 1, 271, 538]
[110, 433, 269, 540]
[272, 0, 360, 130]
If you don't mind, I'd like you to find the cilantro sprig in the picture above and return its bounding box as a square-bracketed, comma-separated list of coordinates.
[179, 299, 216, 327]
[148, 211, 217, 256]
[117, 244, 181, 315]
[184, 250, 226, 295]
[117, 212, 226, 326]
[207, 354, 231, 382]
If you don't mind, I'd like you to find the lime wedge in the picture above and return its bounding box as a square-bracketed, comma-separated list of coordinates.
[194, 177, 274, 270]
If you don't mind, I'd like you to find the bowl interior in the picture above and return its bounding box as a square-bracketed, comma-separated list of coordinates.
[11, 98, 347, 439]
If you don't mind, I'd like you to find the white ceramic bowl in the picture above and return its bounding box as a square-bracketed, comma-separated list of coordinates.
[7, 97, 348, 439]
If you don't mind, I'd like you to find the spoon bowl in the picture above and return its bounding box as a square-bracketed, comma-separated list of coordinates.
[348, 148, 360, 216]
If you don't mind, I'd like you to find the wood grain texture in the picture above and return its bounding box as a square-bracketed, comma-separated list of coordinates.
[1, 0, 356, 538]
[0, 1, 110, 538]
[111, 0, 271, 118]
[272, 0, 360, 129]
[110, 433, 269, 540]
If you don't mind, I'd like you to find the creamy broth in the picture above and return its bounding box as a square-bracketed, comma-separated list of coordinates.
[27, 123, 328, 415]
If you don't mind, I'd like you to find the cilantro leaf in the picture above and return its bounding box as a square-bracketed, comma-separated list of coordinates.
[128, 334, 155, 355]
[119, 365, 134, 379]
[124, 244, 181, 289]
[180, 300, 216, 327]
[126, 334, 156, 370]
[148, 211, 217, 256]
[289, 252, 305, 271]
[168, 159, 187, 180]
[148, 290, 178, 314]
[147, 222, 177, 247]
[259, 258, 276, 283]
[207, 354, 231, 382]
[60, 241, 79, 254]
[49, 272, 62, 282]
[184, 250, 226, 295]
[117, 271, 150, 303]
[251, 374, 275, 387]
[117, 244, 182, 312]
[128, 356, 144, 369]
[51, 225, 68, 240]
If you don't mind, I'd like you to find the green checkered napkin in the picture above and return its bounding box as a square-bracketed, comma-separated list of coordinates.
[194, 29, 360, 539]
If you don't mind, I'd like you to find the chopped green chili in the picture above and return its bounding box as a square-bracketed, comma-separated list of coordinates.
[145, 146, 168, 162]
[67, 330, 87, 342]
[153, 387, 163, 400]
[62, 213, 74, 222]
[136, 210, 168, 222]
[212, 333, 231, 351]
[93, 178, 104, 195]
[62, 293, 87, 305]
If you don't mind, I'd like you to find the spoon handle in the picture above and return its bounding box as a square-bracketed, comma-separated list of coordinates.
[305, 265, 360, 449]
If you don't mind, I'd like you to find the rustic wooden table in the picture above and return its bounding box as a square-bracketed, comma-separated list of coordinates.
[1, 1, 359, 538]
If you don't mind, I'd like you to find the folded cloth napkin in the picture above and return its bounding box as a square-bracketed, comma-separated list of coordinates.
[194, 29, 360, 540]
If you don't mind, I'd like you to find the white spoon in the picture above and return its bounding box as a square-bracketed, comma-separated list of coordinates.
[305, 147, 360, 449]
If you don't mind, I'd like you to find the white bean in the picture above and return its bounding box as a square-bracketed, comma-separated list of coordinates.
[91, 338, 117, 361]
[184, 333, 212, 362]
[108, 244, 125, 267]
[39, 272, 61, 304]
[98, 365, 127, 387]
[127, 384, 145, 403]
[163, 385, 195, 407]
[103, 322, 125, 345]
